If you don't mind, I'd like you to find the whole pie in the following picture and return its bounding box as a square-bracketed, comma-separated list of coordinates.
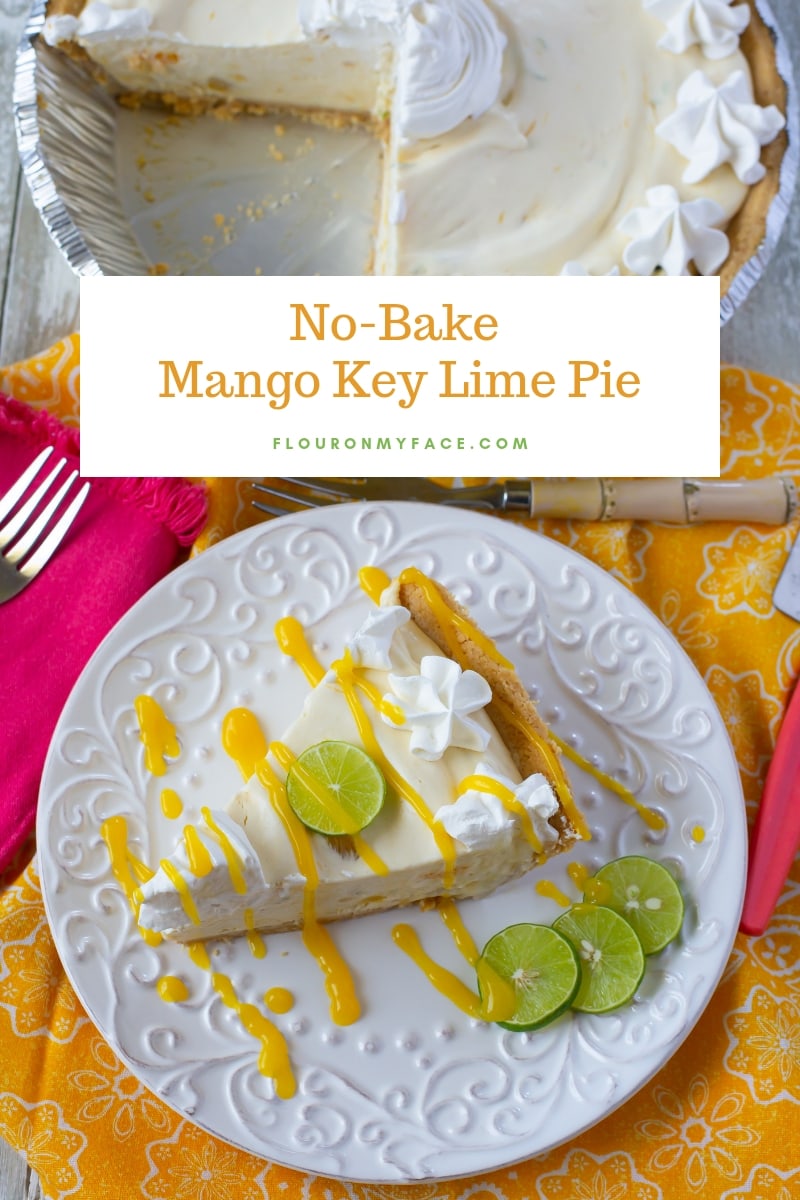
[43, 0, 788, 279]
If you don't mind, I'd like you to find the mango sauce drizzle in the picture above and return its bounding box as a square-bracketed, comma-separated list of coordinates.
[134, 695, 180, 776]
[160, 858, 201, 925]
[567, 861, 612, 905]
[201, 807, 248, 894]
[358, 565, 391, 604]
[398, 566, 515, 671]
[157, 976, 189, 1003]
[183, 824, 213, 877]
[535, 879, 573, 907]
[392, 918, 516, 1023]
[456, 774, 542, 852]
[244, 908, 267, 960]
[275, 617, 325, 687]
[222, 707, 360, 1026]
[211, 969, 296, 1099]
[160, 788, 183, 819]
[99, 815, 161, 946]
[265, 987, 294, 1014]
[437, 899, 517, 1021]
[549, 731, 666, 833]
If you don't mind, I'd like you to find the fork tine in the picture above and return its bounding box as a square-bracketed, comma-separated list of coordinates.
[0, 447, 54, 524]
[279, 478, 367, 499]
[20, 481, 91, 580]
[4, 469, 79, 564]
[252, 484, 331, 509]
[0, 454, 67, 549]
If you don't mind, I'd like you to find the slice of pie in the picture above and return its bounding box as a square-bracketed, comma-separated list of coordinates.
[137, 568, 581, 942]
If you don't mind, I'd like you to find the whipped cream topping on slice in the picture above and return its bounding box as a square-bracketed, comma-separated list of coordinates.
[348, 604, 410, 669]
[395, 0, 507, 140]
[644, 0, 751, 60]
[435, 763, 559, 850]
[138, 810, 266, 935]
[618, 184, 729, 275]
[383, 655, 492, 760]
[657, 69, 786, 184]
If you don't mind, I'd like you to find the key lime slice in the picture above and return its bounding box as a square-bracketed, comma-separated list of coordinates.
[478, 923, 581, 1031]
[286, 741, 386, 835]
[552, 904, 645, 1013]
[588, 856, 684, 955]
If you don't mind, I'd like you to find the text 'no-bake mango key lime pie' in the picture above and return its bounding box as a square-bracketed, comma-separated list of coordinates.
[42, 0, 788, 279]
[99, 566, 685, 1101]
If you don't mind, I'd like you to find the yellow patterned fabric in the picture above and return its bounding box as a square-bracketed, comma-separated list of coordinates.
[1, 336, 799, 1199]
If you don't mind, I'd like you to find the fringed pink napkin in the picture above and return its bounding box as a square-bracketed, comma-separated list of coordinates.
[0, 393, 207, 870]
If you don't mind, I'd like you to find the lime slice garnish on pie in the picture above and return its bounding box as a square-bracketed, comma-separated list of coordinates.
[552, 904, 645, 1014]
[477, 923, 581, 1031]
[587, 856, 685, 955]
[286, 740, 386, 835]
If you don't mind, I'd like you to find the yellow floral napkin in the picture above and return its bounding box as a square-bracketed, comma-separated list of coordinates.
[1, 336, 799, 1200]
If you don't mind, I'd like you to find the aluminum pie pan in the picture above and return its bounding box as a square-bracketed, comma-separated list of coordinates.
[14, 0, 799, 316]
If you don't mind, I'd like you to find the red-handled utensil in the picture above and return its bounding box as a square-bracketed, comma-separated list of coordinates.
[739, 678, 800, 936]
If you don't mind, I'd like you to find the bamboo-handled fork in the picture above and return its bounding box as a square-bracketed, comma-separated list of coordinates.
[252, 476, 797, 525]
[0, 447, 90, 604]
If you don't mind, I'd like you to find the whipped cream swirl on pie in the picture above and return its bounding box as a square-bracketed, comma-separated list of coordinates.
[618, 184, 729, 275]
[657, 69, 786, 184]
[384, 656, 492, 760]
[644, 0, 751, 60]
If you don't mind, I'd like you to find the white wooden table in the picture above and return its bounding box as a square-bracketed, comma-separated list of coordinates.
[1, 2, 798, 1195]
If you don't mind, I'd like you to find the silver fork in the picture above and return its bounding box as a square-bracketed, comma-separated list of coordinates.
[0, 446, 91, 604]
[251, 477, 528, 517]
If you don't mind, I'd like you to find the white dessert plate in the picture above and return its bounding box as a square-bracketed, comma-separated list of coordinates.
[37, 503, 746, 1182]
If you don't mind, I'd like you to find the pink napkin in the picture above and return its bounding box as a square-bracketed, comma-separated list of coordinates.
[0, 393, 207, 871]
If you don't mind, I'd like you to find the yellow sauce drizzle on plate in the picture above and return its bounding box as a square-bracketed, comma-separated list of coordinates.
[134, 694, 179, 776]
[157, 976, 189, 1003]
[265, 987, 294, 1014]
[274, 617, 325, 687]
[437, 899, 518, 1021]
[160, 788, 183, 819]
[359, 565, 391, 603]
[567, 861, 611, 905]
[211, 970, 296, 1099]
[535, 879, 573, 907]
[691, 825, 706, 843]
[551, 733, 666, 833]
[392, 919, 516, 1023]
